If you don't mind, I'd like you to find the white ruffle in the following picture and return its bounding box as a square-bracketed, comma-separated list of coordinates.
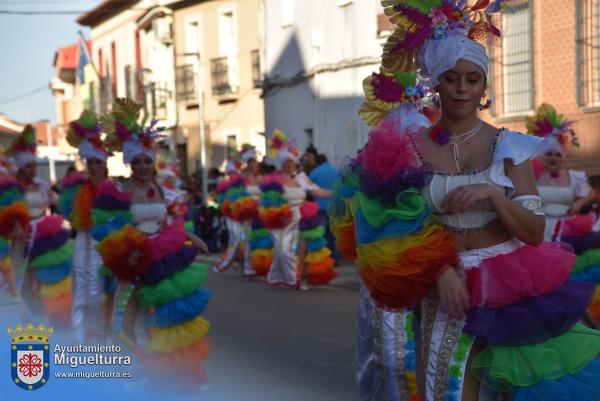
[569, 170, 591, 198]
[489, 130, 550, 194]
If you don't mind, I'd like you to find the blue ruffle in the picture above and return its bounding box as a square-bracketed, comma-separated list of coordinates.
[90, 215, 129, 242]
[249, 236, 273, 250]
[570, 264, 600, 283]
[306, 238, 327, 252]
[511, 358, 600, 401]
[32, 260, 72, 284]
[260, 198, 287, 208]
[150, 288, 211, 327]
[354, 208, 428, 245]
[0, 192, 24, 207]
[143, 246, 198, 285]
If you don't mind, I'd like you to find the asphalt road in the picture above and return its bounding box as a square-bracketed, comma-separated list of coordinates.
[201, 265, 360, 401]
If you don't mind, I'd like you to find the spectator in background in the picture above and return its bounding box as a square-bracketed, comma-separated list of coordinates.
[302, 146, 338, 261]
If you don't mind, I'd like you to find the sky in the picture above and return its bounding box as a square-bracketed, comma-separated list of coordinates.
[0, 0, 102, 124]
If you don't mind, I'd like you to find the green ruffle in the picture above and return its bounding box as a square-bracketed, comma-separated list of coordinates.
[249, 228, 270, 240]
[260, 190, 286, 201]
[572, 248, 600, 272]
[0, 187, 24, 206]
[138, 263, 208, 309]
[91, 209, 132, 226]
[470, 323, 600, 391]
[99, 266, 113, 277]
[30, 242, 73, 269]
[352, 188, 427, 228]
[301, 225, 325, 240]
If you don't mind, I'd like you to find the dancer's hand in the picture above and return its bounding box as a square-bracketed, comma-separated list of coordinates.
[442, 184, 502, 214]
[188, 233, 209, 255]
[436, 267, 469, 319]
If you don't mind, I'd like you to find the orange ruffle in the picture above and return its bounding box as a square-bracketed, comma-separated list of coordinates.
[96, 225, 154, 280]
[307, 257, 335, 276]
[251, 255, 272, 276]
[143, 337, 210, 373]
[358, 228, 456, 309]
[331, 220, 357, 261]
[259, 205, 292, 229]
[0, 201, 28, 238]
[71, 181, 94, 230]
[230, 197, 258, 222]
[220, 200, 231, 217]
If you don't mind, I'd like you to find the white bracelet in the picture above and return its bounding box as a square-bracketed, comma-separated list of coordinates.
[512, 195, 544, 216]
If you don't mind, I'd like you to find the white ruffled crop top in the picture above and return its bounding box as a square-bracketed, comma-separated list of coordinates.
[538, 170, 590, 217]
[247, 184, 260, 200]
[25, 178, 51, 219]
[419, 129, 547, 231]
[122, 183, 179, 235]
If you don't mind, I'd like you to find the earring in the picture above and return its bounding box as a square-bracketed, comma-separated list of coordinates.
[478, 99, 492, 111]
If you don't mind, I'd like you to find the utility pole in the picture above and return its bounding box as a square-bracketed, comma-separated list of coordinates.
[183, 52, 208, 206]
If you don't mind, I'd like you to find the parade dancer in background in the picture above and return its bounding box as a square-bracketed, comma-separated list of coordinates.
[529, 104, 600, 327]
[93, 98, 211, 383]
[330, 1, 600, 400]
[239, 144, 262, 276]
[213, 155, 247, 272]
[58, 110, 112, 342]
[0, 153, 21, 298]
[262, 130, 331, 288]
[7, 125, 72, 325]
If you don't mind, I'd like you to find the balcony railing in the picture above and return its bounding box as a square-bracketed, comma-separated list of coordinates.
[175, 64, 197, 103]
[210, 56, 237, 97]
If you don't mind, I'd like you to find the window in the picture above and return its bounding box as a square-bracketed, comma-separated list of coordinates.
[226, 134, 237, 157]
[577, 0, 600, 106]
[281, 0, 294, 27]
[218, 7, 238, 92]
[210, 57, 235, 96]
[175, 64, 197, 102]
[124, 65, 135, 99]
[488, 1, 533, 117]
[111, 42, 118, 99]
[251, 49, 261, 87]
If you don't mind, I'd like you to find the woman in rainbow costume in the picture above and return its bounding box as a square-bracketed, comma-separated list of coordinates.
[238, 144, 262, 276]
[58, 110, 111, 342]
[94, 98, 211, 382]
[528, 104, 600, 327]
[261, 130, 331, 287]
[6, 125, 72, 325]
[330, 1, 600, 400]
[0, 153, 20, 297]
[213, 154, 249, 273]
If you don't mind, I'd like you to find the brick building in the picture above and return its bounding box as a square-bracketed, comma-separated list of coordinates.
[483, 0, 600, 174]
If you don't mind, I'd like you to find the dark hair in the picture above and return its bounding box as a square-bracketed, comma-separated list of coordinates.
[588, 175, 600, 190]
[305, 145, 318, 157]
[316, 153, 327, 165]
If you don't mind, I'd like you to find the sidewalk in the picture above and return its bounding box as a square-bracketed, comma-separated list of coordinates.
[197, 254, 361, 291]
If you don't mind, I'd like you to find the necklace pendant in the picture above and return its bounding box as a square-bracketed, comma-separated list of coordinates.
[147, 187, 156, 199]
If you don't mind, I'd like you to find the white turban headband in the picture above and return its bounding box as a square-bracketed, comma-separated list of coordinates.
[123, 140, 156, 164]
[417, 33, 489, 88]
[79, 140, 108, 162]
[276, 148, 299, 168]
[11, 151, 36, 169]
[240, 149, 257, 164]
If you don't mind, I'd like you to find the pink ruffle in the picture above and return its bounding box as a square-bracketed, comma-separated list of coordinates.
[216, 178, 230, 193]
[60, 171, 88, 188]
[562, 214, 595, 238]
[96, 180, 132, 202]
[34, 215, 64, 239]
[150, 218, 187, 261]
[356, 116, 422, 180]
[300, 202, 319, 220]
[467, 242, 574, 308]
[261, 173, 284, 186]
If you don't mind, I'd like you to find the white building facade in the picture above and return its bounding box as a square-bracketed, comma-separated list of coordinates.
[260, 0, 387, 166]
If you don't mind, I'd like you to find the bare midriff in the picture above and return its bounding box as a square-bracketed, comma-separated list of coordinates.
[452, 221, 513, 252]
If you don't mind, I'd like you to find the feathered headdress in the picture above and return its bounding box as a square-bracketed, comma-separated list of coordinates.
[101, 98, 163, 164]
[240, 143, 258, 164]
[156, 154, 180, 180]
[67, 110, 110, 161]
[526, 103, 579, 152]
[7, 125, 37, 169]
[380, 0, 509, 73]
[267, 129, 300, 166]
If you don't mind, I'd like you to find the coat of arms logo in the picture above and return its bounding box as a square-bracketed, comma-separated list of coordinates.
[7, 323, 53, 390]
